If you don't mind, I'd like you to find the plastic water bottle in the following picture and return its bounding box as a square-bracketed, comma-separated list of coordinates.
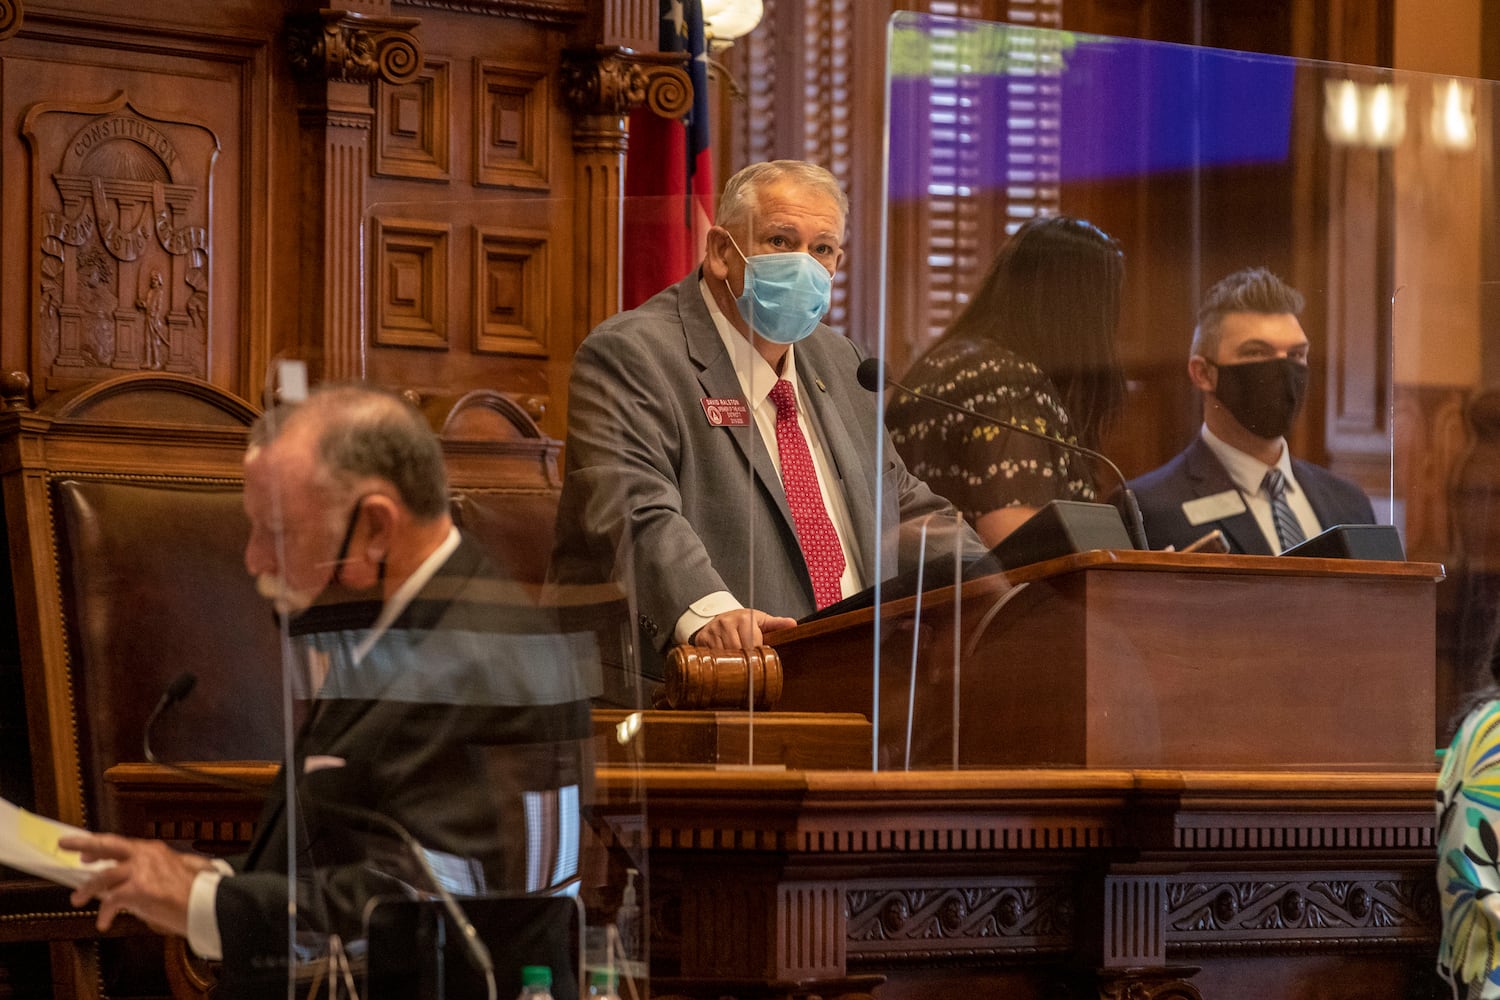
[586, 969, 621, 999]
[616, 869, 641, 968]
[517, 965, 555, 1000]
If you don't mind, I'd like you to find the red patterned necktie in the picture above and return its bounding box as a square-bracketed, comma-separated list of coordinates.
[768, 379, 845, 609]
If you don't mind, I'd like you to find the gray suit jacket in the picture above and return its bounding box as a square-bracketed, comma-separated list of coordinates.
[549, 271, 976, 672]
[1127, 436, 1377, 555]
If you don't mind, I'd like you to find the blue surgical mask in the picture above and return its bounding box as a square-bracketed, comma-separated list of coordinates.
[727, 234, 833, 345]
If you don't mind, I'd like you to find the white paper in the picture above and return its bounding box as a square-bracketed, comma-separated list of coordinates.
[0, 796, 112, 888]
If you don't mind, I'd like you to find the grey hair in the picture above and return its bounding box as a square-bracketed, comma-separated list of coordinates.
[252, 384, 449, 520]
[717, 160, 848, 238]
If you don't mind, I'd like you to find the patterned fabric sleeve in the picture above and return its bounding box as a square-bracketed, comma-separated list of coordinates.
[886, 338, 1094, 525]
[1438, 697, 1500, 997]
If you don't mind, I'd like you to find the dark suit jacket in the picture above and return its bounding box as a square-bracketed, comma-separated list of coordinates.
[549, 270, 980, 674]
[1127, 436, 1376, 555]
[212, 534, 595, 997]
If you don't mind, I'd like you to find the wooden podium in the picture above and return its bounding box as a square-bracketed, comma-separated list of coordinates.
[766, 550, 1442, 770]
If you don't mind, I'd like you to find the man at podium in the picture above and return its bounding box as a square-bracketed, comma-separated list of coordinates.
[1128, 268, 1375, 554]
[550, 160, 976, 676]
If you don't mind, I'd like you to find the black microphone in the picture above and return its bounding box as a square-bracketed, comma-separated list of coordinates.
[143, 671, 200, 767]
[142, 675, 498, 999]
[858, 357, 1150, 551]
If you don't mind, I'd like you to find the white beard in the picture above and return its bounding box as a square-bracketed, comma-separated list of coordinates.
[256, 574, 321, 615]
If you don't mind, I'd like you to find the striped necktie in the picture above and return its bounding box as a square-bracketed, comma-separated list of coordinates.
[1262, 468, 1305, 552]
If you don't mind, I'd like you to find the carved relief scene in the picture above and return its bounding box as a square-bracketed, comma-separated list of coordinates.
[25, 98, 215, 385]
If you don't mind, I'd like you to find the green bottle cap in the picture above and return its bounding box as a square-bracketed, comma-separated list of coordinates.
[589, 969, 617, 989]
[522, 966, 553, 987]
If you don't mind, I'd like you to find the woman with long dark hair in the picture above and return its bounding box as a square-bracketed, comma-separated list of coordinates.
[886, 215, 1127, 545]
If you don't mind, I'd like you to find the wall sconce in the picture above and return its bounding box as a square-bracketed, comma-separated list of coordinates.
[1323, 79, 1407, 148]
[1430, 78, 1476, 151]
[702, 0, 764, 50]
[1364, 83, 1407, 147]
[1324, 80, 1362, 145]
[700, 0, 764, 100]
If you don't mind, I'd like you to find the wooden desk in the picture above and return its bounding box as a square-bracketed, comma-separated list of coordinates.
[601, 764, 1439, 1000]
[769, 552, 1443, 770]
[104, 757, 1439, 1000]
[103, 548, 1446, 1000]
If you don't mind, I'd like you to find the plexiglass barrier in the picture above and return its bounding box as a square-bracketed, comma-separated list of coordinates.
[354, 32, 1462, 787]
[875, 11, 1456, 774]
[19, 20, 1482, 999]
[255, 328, 649, 998]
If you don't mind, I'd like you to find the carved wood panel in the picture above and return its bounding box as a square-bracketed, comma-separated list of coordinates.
[361, 8, 578, 436]
[372, 215, 451, 349]
[473, 225, 549, 356]
[475, 60, 552, 190]
[2, 11, 271, 403]
[375, 59, 453, 181]
[25, 99, 216, 381]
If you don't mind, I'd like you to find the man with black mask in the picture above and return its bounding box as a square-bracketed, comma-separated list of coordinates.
[1127, 267, 1375, 554]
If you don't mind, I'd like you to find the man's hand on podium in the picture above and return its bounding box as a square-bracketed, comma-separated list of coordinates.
[691, 608, 796, 650]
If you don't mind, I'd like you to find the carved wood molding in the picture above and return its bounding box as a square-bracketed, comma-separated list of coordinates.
[0, 0, 21, 41]
[287, 9, 423, 85]
[1168, 816, 1435, 851]
[617, 768, 1439, 858]
[1096, 970, 1203, 1000]
[846, 881, 1074, 958]
[396, 0, 585, 26]
[560, 46, 691, 119]
[1163, 873, 1438, 951]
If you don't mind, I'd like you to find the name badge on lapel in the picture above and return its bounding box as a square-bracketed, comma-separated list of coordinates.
[700, 397, 750, 427]
[1181, 489, 1247, 526]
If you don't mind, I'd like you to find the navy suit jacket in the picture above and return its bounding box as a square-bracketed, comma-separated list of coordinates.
[1127, 436, 1376, 555]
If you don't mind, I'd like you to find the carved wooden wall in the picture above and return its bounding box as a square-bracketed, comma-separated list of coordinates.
[0, 0, 686, 444]
[0, 2, 276, 404]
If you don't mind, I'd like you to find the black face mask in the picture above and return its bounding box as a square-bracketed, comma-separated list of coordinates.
[1210, 357, 1309, 440]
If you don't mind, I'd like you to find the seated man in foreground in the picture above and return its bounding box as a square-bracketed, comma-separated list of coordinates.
[1128, 267, 1375, 554]
[63, 385, 595, 997]
[549, 159, 979, 676]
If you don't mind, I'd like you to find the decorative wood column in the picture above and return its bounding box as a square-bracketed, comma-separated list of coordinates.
[560, 47, 689, 340]
[0, 0, 22, 40]
[286, 4, 420, 382]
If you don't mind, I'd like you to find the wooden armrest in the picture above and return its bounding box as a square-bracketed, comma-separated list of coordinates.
[661, 645, 783, 710]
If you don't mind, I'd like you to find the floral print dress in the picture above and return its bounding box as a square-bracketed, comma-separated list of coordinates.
[1438, 697, 1500, 997]
[885, 336, 1094, 528]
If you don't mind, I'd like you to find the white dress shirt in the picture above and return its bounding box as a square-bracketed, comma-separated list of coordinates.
[1199, 425, 1321, 553]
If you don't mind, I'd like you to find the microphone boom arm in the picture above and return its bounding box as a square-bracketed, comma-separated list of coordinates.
[859, 357, 1150, 550]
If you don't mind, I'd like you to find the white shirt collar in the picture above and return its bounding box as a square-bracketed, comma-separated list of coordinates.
[1199, 424, 1299, 497]
[352, 524, 462, 664]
